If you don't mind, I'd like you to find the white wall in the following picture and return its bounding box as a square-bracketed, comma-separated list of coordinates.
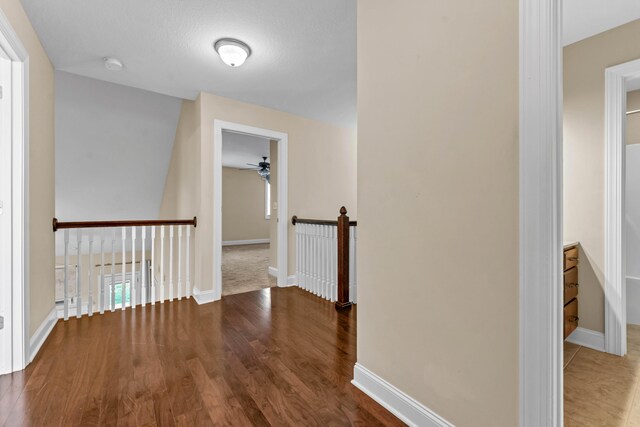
[55, 71, 182, 223]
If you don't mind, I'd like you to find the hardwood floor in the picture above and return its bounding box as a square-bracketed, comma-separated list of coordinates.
[0, 287, 402, 426]
[565, 325, 640, 426]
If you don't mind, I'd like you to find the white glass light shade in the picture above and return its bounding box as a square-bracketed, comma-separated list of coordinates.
[214, 39, 251, 67]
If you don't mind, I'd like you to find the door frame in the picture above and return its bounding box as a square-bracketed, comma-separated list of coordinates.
[602, 58, 640, 357]
[213, 120, 288, 299]
[0, 9, 29, 374]
[519, 0, 563, 425]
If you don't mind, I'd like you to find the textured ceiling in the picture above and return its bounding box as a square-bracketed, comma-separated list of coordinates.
[222, 131, 271, 170]
[564, 0, 640, 45]
[21, 0, 356, 128]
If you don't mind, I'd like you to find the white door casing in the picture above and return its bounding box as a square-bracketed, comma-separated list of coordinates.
[213, 121, 288, 300]
[0, 9, 28, 374]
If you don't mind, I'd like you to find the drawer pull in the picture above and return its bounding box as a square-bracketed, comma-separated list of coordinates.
[569, 315, 579, 323]
[567, 257, 578, 262]
[567, 283, 579, 289]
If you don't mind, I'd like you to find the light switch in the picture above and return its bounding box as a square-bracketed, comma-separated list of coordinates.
[273, 201, 278, 210]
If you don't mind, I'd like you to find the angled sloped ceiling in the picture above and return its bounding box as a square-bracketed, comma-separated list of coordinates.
[55, 71, 182, 222]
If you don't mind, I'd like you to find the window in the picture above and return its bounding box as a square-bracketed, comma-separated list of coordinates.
[112, 281, 131, 306]
[265, 180, 271, 219]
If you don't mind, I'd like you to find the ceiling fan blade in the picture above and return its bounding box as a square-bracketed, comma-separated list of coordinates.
[237, 167, 260, 170]
[246, 163, 259, 167]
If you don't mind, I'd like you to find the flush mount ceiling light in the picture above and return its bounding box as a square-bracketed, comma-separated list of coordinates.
[103, 57, 123, 71]
[214, 38, 251, 67]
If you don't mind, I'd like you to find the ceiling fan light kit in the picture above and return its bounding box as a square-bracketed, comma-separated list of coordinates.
[240, 156, 270, 183]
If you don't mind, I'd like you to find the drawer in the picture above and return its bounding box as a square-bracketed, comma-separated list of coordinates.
[564, 298, 579, 339]
[564, 267, 579, 304]
[564, 247, 579, 271]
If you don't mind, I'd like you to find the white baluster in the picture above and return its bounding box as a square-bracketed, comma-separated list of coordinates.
[100, 232, 105, 314]
[131, 226, 136, 309]
[350, 226, 357, 303]
[63, 229, 69, 321]
[323, 225, 329, 299]
[88, 231, 94, 316]
[313, 225, 318, 295]
[111, 229, 116, 312]
[304, 224, 310, 291]
[169, 225, 174, 301]
[121, 227, 127, 310]
[295, 225, 300, 290]
[141, 227, 146, 307]
[160, 226, 165, 303]
[177, 226, 182, 300]
[76, 229, 83, 318]
[186, 226, 191, 299]
[151, 226, 156, 305]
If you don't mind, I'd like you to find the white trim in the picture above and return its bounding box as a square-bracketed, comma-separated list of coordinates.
[192, 286, 216, 305]
[566, 327, 606, 353]
[603, 59, 640, 357]
[286, 274, 296, 286]
[0, 8, 29, 374]
[214, 120, 289, 301]
[267, 267, 296, 286]
[222, 238, 270, 246]
[29, 307, 57, 362]
[265, 179, 271, 220]
[352, 363, 453, 427]
[268, 266, 278, 277]
[519, 0, 563, 425]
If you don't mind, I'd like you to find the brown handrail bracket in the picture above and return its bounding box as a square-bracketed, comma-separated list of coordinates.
[53, 217, 198, 232]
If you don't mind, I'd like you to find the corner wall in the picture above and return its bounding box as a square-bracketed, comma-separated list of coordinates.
[356, 1, 519, 425]
[0, 0, 55, 337]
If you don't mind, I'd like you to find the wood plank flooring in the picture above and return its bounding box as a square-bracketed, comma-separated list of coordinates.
[565, 325, 640, 426]
[0, 287, 402, 426]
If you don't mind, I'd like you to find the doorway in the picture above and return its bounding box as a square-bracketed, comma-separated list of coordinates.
[213, 121, 288, 300]
[220, 130, 275, 296]
[0, 12, 28, 375]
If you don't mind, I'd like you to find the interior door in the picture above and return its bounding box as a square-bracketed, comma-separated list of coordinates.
[0, 53, 13, 374]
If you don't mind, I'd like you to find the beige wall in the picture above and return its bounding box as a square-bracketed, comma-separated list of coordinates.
[0, 0, 56, 336]
[159, 99, 199, 287]
[221, 167, 269, 241]
[160, 92, 357, 292]
[564, 19, 640, 333]
[628, 90, 640, 145]
[357, 1, 518, 425]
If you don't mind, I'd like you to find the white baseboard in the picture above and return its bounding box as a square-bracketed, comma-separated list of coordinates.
[268, 266, 278, 277]
[222, 239, 270, 246]
[192, 287, 217, 305]
[566, 327, 605, 352]
[352, 363, 453, 427]
[268, 267, 296, 287]
[29, 307, 58, 362]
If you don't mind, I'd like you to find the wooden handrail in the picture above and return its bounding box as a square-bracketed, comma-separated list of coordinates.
[291, 216, 357, 226]
[52, 217, 197, 232]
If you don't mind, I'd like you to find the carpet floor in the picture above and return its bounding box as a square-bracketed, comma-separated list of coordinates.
[222, 243, 276, 296]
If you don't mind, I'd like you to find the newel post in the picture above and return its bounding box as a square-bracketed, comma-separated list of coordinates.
[336, 206, 352, 310]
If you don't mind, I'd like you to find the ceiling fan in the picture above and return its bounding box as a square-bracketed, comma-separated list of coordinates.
[239, 156, 270, 183]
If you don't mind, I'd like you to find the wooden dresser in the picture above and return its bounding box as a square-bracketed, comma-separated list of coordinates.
[564, 244, 579, 339]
